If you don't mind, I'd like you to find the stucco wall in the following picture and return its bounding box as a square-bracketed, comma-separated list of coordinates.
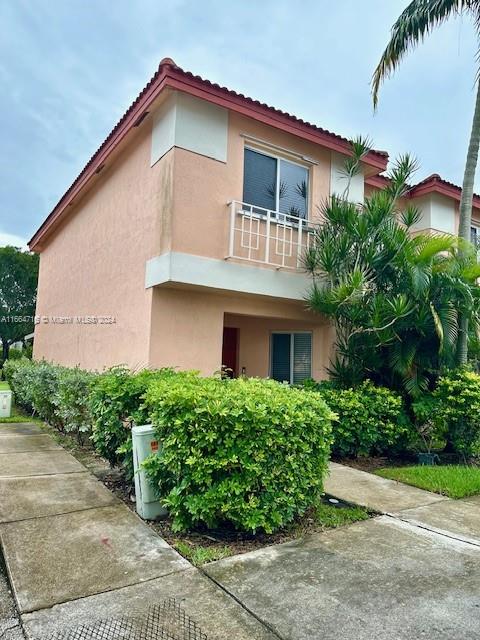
[224, 312, 333, 380]
[33, 126, 174, 370]
[148, 286, 333, 378]
[169, 110, 332, 262]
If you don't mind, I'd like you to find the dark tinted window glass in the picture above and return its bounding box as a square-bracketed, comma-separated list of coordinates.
[293, 333, 312, 383]
[243, 148, 277, 211]
[271, 333, 291, 382]
[279, 159, 308, 218]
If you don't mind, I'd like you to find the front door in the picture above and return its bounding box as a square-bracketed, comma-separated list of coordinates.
[222, 327, 239, 377]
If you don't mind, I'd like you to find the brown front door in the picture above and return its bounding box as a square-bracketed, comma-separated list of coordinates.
[222, 327, 238, 377]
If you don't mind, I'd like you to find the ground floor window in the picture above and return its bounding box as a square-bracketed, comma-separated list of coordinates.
[270, 332, 312, 384]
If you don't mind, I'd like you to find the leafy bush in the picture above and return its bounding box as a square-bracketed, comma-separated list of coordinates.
[433, 368, 480, 459]
[24, 360, 62, 428]
[88, 367, 179, 480]
[410, 394, 446, 454]
[54, 367, 96, 443]
[6, 347, 26, 361]
[3, 358, 35, 411]
[306, 380, 410, 457]
[143, 376, 334, 534]
[5, 358, 92, 439]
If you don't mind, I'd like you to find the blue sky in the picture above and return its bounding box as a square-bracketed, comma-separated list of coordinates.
[0, 0, 477, 247]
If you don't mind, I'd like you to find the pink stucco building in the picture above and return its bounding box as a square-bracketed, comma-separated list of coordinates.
[30, 59, 480, 382]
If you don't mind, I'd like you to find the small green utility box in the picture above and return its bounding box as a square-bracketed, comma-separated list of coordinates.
[0, 390, 12, 418]
[132, 424, 167, 520]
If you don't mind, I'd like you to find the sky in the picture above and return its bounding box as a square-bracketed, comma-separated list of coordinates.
[0, 0, 478, 248]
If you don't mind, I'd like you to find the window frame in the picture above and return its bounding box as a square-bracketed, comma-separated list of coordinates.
[243, 145, 311, 220]
[269, 331, 313, 384]
[471, 225, 480, 245]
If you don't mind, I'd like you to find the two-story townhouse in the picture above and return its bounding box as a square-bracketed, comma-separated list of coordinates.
[29, 59, 480, 382]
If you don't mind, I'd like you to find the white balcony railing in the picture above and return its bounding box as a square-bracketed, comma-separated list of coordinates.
[226, 201, 319, 270]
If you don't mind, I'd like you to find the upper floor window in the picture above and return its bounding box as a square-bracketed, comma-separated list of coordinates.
[471, 226, 479, 246]
[243, 147, 309, 219]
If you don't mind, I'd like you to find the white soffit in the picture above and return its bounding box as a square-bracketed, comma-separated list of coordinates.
[145, 252, 310, 301]
[330, 151, 364, 204]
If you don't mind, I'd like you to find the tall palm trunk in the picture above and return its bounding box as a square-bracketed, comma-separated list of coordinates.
[456, 80, 480, 365]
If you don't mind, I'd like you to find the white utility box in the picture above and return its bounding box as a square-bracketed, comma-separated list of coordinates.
[0, 390, 12, 418]
[132, 424, 167, 520]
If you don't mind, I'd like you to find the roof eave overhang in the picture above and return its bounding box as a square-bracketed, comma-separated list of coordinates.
[408, 182, 480, 209]
[29, 64, 388, 251]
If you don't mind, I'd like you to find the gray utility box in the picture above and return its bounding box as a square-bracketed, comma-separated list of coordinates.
[132, 424, 167, 521]
[0, 390, 12, 418]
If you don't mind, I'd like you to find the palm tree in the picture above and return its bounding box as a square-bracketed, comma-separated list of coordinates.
[304, 151, 480, 397]
[372, 0, 480, 365]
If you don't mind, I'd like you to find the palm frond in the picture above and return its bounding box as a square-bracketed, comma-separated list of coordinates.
[372, 0, 466, 108]
[414, 234, 456, 263]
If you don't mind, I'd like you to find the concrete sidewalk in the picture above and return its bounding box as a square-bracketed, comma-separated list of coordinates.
[0, 423, 276, 639]
[324, 461, 448, 513]
[204, 462, 480, 639]
[3, 423, 480, 640]
[325, 461, 480, 546]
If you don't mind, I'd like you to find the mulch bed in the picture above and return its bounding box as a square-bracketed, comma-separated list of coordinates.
[102, 470, 356, 556]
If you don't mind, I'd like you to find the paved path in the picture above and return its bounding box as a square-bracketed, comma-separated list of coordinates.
[2, 424, 480, 639]
[0, 423, 276, 640]
[325, 461, 480, 546]
[205, 463, 480, 640]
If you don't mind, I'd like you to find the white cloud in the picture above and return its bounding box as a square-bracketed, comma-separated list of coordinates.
[1, 0, 479, 242]
[0, 231, 29, 249]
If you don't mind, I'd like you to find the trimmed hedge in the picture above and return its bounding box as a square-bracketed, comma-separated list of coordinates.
[88, 367, 184, 481]
[304, 380, 410, 457]
[4, 358, 94, 440]
[143, 376, 334, 533]
[433, 368, 480, 460]
[54, 367, 95, 443]
[3, 357, 37, 413]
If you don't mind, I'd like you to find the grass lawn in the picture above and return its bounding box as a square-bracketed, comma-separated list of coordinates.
[376, 465, 480, 499]
[0, 381, 10, 391]
[173, 541, 232, 566]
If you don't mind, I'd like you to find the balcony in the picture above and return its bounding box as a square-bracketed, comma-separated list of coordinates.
[226, 201, 319, 270]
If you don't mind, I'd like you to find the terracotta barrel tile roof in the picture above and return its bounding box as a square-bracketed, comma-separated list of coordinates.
[29, 58, 388, 250]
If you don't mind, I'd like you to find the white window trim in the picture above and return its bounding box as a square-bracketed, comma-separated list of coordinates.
[241, 133, 318, 165]
[270, 331, 313, 384]
[244, 145, 311, 220]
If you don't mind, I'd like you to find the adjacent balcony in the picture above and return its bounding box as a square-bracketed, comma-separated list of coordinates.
[226, 200, 319, 271]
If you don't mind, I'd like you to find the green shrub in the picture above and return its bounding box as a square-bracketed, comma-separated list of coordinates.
[28, 360, 63, 427]
[6, 347, 21, 361]
[3, 357, 24, 389]
[54, 367, 95, 443]
[143, 376, 334, 533]
[410, 394, 446, 453]
[307, 380, 409, 457]
[433, 368, 480, 459]
[88, 367, 179, 480]
[4, 358, 36, 413]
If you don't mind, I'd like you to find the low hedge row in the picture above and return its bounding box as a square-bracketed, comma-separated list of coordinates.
[432, 368, 480, 459]
[4, 358, 94, 442]
[4, 359, 335, 533]
[303, 380, 411, 457]
[89, 367, 195, 481]
[5, 357, 479, 531]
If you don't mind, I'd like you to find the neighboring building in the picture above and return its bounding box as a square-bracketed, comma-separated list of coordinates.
[29, 59, 480, 382]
